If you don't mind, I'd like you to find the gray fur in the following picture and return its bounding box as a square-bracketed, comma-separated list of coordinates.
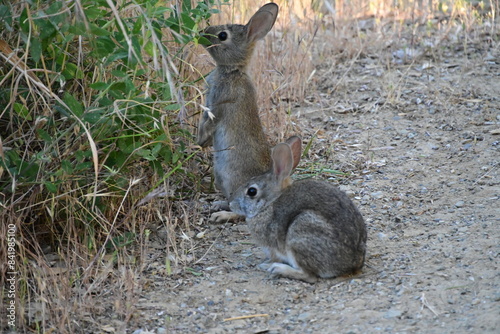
[197, 3, 279, 199]
[230, 138, 367, 283]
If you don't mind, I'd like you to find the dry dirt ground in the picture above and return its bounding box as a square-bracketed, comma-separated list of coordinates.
[125, 27, 499, 333]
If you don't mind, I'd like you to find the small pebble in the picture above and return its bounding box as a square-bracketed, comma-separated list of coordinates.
[384, 309, 403, 318]
[455, 201, 465, 208]
[297, 313, 310, 321]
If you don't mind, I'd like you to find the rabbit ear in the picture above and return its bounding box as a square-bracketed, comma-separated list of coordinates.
[246, 3, 279, 43]
[272, 142, 294, 187]
[285, 136, 302, 171]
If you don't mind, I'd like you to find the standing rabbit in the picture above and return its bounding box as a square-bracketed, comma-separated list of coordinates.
[197, 3, 279, 221]
[230, 136, 367, 283]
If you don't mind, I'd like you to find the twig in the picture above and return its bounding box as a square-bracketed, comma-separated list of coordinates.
[473, 162, 498, 185]
[223, 314, 269, 322]
[420, 293, 439, 317]
[194, 221, 228, 265]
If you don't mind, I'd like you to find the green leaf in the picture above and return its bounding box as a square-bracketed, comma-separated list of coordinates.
[130, 35, 142, 63]
[63, 92, 84, 117]
[165, 103, 181, 111]
[61, 160, 73, 174]
[37, 19, 57, 41]
[62, 62, 79, 80]
[182, 0, 192, 12]
[14, 103, 31, 120]
[90, 22, 111, 36]
[37, 129, 52, 143]
[106, 151, 128, 169]
[68, 21, 88, 35]
[110, 82, 126, 93]
[19, 8, 29, 34]
[144, 40, 155, 57]
[84, 6, 104, 20]
[196, 35, 211, 46]
[132, 16, 143, 34]
[111, 69, 127, 78]
[0, 5, 13, 31]
[90, 82, 112, 91]
[20, 162, 40, 182]
[44, 181, 58, 193]
[105, 50, 128, 64]
[137, 148, 155, 160]
[180, 13, 196, 32]
[83, 109, 103, 124]
[161, 146, 172, 163]
[94, 36, 116, 57]
[105, 232, 135, 250]
[30, 38, 42, 63]
[76, 162, 92, 171]
[118, 137, 140, 154]
[149, 160, 164, 177]
[151, 142, 162, 157]
[46, 2, 63, 16]
[172, 152, 181, 164]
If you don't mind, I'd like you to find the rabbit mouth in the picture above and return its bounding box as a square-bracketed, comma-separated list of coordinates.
[229, 198, 265, 220]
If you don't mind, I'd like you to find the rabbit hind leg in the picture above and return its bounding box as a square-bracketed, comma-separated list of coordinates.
[261, 248, 317, 283]
[267, 262, 317, 283]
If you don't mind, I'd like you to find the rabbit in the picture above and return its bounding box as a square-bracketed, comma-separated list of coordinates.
[197, 3, 279, 222]
[229, 136, 367, 283]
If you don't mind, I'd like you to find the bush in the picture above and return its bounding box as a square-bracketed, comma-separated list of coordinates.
[0, 0, 223, 330]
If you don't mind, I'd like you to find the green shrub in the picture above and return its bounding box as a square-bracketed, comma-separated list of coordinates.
[0, 0, 221, 251]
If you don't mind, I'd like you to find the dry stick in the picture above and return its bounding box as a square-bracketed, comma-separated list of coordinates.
[473, 163, 498, 185]
[420, 293, 439, 317]
[194, 221, 228, 265]
[328, 48, 363, 95]
[223, 314, 269, 322]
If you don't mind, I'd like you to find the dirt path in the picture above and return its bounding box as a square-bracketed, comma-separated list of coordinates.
[127, 31, 500, 334]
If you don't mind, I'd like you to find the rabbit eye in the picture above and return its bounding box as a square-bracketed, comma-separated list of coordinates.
[247, 187, 257, 197]
[218, 31, 228, 41]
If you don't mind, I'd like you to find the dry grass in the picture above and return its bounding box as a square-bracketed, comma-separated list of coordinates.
[1, 0, 498, 332]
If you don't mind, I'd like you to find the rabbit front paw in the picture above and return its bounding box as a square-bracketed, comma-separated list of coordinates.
[209, 211, 243, 223]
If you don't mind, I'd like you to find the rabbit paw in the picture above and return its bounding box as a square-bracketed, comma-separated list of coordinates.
[209, 211, 243, 223]
[267, 263, 317, 283]
[210, 200, 230, 212]
[258, 261, 273, 271]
